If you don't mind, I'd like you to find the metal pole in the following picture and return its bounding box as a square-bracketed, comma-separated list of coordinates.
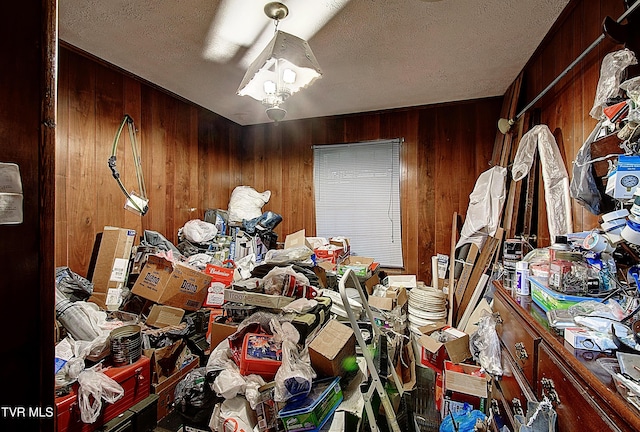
[514, 0, 640, 121]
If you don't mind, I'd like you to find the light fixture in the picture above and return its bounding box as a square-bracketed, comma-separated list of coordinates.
[237, 2, 322, 123]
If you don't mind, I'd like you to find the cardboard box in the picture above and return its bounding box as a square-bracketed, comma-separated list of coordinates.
[90, 226, 137, 310]
[146, 304, 185, 328]
[314, 237, 350, 264]
[563, 326, 617, 351]
[368, 285, 408, 311]
[223, 289, 294, 310]
[329, 237, 350, 257]
[202, 263, 235, 307]
[309, 320, 356, 378]
[416, 324, 470, 372]
[207, 318, 238, 350]
[337, 256, 377, 278]
[284, 229, 313, 250]
[151, 355, 199, 420]
[131, 255, 212, 311]
[606, 155, 640, 199]
[143, 339, 191, 385]
[383, 275, 417, 290]
[314, 245, 345, 264]
[443, 360, 488, 399]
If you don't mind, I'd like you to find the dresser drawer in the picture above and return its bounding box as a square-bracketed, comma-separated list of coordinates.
[537, 343, 624, 432]
[494, 293, 539, 388]
[492, 345, 537, 430]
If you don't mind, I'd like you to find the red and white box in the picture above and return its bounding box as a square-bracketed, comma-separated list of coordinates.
[202, 263, 235, 307]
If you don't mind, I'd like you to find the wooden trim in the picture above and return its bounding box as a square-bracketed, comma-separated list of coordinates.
[40, 0, 57, 419]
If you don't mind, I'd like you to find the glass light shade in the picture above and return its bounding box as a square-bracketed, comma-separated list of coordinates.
[237, 30, 322, 103]
[263, 80, 277, 94]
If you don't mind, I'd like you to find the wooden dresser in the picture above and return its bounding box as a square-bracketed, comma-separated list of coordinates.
[491, 281, 640, 432]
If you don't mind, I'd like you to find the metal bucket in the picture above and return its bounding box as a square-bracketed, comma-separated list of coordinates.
[110, 324, 142, 366]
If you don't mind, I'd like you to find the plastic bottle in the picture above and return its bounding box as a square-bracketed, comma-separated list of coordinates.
[515, 261, 530, 296]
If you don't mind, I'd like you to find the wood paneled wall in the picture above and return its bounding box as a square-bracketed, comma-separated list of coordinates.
[57, 0, 632, 284]
[57, 47, 501, 284]
[518, 0, 629, 245]
[241, 102, 502, 282]
[57, 47, 242, 276]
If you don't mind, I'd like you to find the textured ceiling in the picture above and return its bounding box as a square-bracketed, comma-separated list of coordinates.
[59, 0, 571, 126]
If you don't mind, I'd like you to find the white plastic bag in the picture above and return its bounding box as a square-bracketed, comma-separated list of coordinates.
[182, 219, 218, 244]
[228, 186, 271, 222]
[590, 48, 637, 120]
[77, 368, 124, 423]
[209, 397, 258, 432]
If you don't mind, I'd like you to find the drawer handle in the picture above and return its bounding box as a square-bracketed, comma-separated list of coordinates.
[541, 378, 561, 405]
[495, 312, 503, 324]
[514, 342, 529, 360]
[512, 398, 524, 417]
[491, 399, 500, 416]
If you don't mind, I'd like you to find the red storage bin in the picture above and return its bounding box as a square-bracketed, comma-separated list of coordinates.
[239, 333, 282, 380]
[55, 355, 151, 432]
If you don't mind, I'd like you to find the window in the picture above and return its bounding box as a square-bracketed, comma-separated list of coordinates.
[313, 138, 403, 267]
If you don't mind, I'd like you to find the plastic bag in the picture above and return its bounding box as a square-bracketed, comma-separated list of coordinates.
[141, 230, 183, 256]
[590, 48, 638, 120]
[228, 186, 271, 223]
[570, 120, 604, 215]
[243, 211, 283, 235]
[182, 219, 218, 244]
[512, 125, 572, 242]
[271, 319, 316, 403]
[77, 368, 124, 423]
[174, 367, 214, 410]
[262, 265, 310, 296]
[209, 397, 258, 432]
[455, 166, 507, 250]
[56, 267, 93, 301]
[264, 246, 314, 265]
[439, 403, 486, 432]
[469, 312, 502, 376]
[514, 399, 556, 432]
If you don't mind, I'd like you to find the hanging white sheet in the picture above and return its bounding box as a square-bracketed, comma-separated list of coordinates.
[455, 165, 507, 251]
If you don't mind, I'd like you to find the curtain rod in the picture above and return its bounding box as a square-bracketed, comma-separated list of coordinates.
[498, 0, 640, 134]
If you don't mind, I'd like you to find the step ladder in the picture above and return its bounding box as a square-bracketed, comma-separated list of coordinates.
[338, 268, 402, 432]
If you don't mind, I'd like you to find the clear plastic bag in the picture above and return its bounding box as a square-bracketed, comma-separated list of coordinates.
[570, 120, 604, 215]
[264, 246, 314, 266]
[77, 368, 124, 423]
[469, 311, 503, 376]
[590, 48, 638, 120]
[271, 319, 316, 403]
[262, 265, 310, 295]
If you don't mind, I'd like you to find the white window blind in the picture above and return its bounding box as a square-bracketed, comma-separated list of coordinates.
[313, 138, 403, 267]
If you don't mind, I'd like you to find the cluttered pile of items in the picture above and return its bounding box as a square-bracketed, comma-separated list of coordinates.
[56, 184, 502, 432]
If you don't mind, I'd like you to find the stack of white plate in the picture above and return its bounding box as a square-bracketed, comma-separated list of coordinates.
[407, 285, 447, 333]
